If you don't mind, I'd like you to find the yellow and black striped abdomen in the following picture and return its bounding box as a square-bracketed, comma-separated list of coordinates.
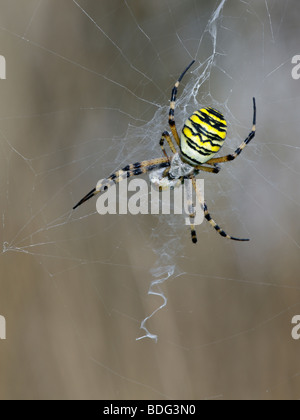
[180, 107, 227, 165]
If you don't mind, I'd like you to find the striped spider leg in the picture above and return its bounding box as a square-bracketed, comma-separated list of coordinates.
[73, 157, 170, 210]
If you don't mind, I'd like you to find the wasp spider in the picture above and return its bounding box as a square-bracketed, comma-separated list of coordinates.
[73, 60, 256, 244]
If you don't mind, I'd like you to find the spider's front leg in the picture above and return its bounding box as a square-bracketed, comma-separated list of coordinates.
[73, 157, 170, 210]
[168, 60, 195, 146]
[206, 98, 256, 165]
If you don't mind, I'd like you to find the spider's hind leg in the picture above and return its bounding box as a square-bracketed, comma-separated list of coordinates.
[184, 175, 198, 244]
[203, 202, 249, 241]
[191, 177, 249, 242]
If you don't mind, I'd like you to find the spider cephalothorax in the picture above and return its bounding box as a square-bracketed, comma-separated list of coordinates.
[73, 60, 256, 244]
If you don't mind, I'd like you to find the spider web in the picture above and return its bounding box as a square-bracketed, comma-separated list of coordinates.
[0, 0, 300, 400]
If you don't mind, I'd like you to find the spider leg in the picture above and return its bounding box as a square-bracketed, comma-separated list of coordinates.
[206, 98, 256, 165]
[191, 178, 249, 242]
[73, 157, 170, 210]
[160, 131, 177, 159]
[185, 176, 198, 243]
[168, 60, 195, 146]
[194, 165, 220, 174]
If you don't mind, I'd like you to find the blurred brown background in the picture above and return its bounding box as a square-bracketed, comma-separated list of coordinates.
[0, 0, 300, 400]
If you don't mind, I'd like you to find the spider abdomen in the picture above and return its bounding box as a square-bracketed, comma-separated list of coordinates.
[180, 107, 227, 165]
